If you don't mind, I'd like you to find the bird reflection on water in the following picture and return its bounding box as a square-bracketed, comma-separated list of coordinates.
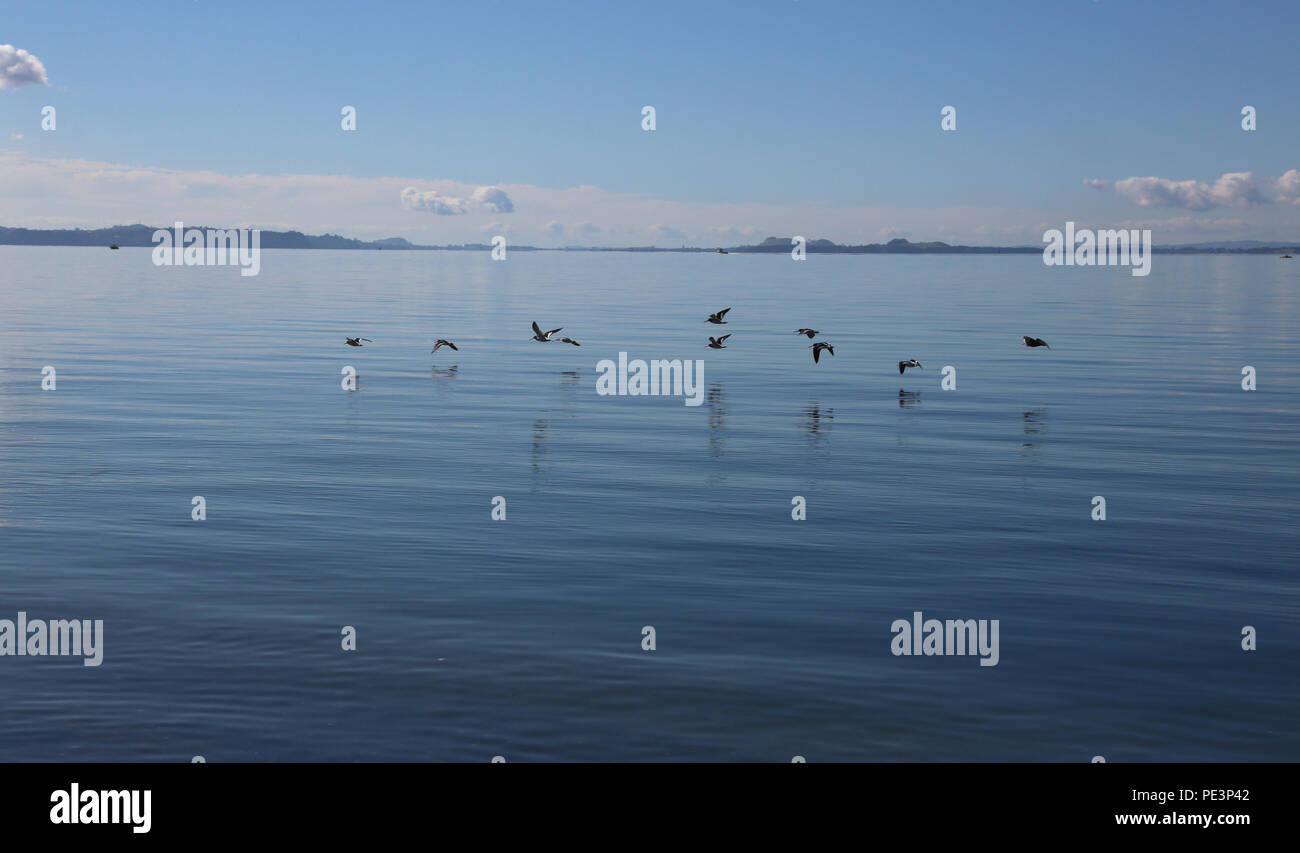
[801, 403, 834, 436]
[1021, 409, 1046, 452]
[528, 372, 581, 489]
[530, 418, 549, 483]
[705, 383, 727, 483]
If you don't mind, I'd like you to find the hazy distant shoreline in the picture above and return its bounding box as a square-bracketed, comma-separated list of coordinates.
[2, 225, 1296, 255]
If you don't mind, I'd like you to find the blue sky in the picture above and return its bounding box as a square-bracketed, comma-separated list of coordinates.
[2, 0, 1298, 245]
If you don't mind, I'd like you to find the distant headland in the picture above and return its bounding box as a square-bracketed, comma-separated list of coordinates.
[1, 225, 1296, 254]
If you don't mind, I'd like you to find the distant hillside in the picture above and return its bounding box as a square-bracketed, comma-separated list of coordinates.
[734, 237, 1038, 254]
[0, 224, 432, 250]
[732, 236, 1300, 254]
[0, 225, 566, 251]
[1, 226, 1296, 254]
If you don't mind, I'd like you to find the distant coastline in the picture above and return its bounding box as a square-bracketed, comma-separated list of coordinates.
[2, 225, 1296, 255]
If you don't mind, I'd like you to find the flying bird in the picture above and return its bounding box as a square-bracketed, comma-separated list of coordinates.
[706, 334, 731, 349]
[431, 339, 458, 353]
[530, 322, 564, 342]
[810, 342, 835, 363]
[898, 359, 923, 374]
[1021, 336, 1050, 349]
[529, 322, 579, 345]
[345, 337, 372, 347]
[707, 308, 731, 325]
[794, 328, 820, 339]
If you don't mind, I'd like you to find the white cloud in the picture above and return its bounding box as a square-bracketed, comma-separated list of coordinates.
[705, 225, 761, 243]
[401, 184, 516, 216]
[1139, 215, 1246, 230]
[470, 185, 514, 213]
[400, 187, 467, 215]
[1076, 215, 1246, 232]
[1274, 169, 1300, 203]
[2, 152, 1294, 246]
[1110, 171, 1298, 209]
[1082, 178, 1107, 189]
[0, 45, 49, 89]
[544, 219, 564, 237]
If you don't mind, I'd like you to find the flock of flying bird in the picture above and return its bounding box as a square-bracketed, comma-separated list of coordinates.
[346, 312, 1052, 373]
[709, 310, 1052, 370]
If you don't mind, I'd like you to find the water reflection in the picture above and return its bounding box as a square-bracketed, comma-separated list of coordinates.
[529, 372, 581, 489]
[801, 403, 834, 436]
[799, 401, 834, 476]
[898, 388, 921, 408]
[431, 364, 459, 379]
[1021, 409, 1046, 454]
[531, 417, 549, 480]
[705, 383, 726, 483]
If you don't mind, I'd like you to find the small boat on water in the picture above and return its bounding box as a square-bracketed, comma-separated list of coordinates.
[716, 248, 728, 254]
[1283, 254, 1293, 258]
[109, 244, 119, 250]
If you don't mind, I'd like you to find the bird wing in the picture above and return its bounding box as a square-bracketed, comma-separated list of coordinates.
[718, 334, 731, 342]
[448, 341, 459, 351]
[718, 308, 731, 318]
[826, 345, 834, 355]
[547, 327, 563, 337]
[898, 362, 906, 374]
[532, 321, 543, 336]
[813, 346, 822, 363]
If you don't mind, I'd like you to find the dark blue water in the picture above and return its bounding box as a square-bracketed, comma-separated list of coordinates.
[1, 246, 1296, 761]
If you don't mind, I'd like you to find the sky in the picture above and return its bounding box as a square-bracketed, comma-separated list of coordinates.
[1, 0, 1298, 246]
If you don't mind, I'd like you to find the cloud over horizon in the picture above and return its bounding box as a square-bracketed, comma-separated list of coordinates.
[470, 186, 514, 213]
[1109, 170, 1300, 210]
[401, 185, 515, 216]
[400, 187, 467, 215]
[650, 224, 686, 240]
[2, 152, 1297, 246]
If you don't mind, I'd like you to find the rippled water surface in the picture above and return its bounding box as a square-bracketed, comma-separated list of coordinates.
[1, 246, 1296, 761]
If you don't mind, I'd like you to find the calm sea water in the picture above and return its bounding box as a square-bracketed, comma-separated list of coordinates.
[0, 246, 1296, 761]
